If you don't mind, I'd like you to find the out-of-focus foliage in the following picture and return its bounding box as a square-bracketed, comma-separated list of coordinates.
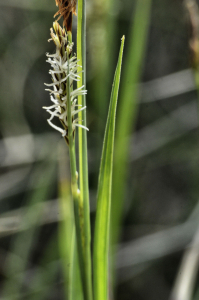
[0, 0, 199, 299]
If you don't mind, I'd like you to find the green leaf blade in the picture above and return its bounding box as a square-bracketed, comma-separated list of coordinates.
[93, 36, 125, 300]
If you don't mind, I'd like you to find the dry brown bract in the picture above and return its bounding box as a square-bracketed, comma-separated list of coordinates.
[185, 0, 199, 68]
[54, 0, 77, 32]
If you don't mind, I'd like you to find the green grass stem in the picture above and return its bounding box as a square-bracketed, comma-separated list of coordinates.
[58, 143, 83, 300]
[66, 50, 92, 300]
[77, 1, 93, 300]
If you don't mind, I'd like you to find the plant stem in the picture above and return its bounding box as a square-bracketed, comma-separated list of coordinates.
[66, 49, 92, 300]
[77, 0, 89, 205]
[77, 1, 93, 300]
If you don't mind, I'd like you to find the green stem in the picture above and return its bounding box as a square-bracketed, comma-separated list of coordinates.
[77, 0, 89, 206]
[77, 1, 93, 300]
[66, 49, 92, 300]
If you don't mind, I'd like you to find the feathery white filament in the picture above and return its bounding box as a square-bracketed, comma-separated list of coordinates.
[43, 46, 88, 137]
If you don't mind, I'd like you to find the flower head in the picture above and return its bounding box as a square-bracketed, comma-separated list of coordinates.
[43, 22, 88, 144]
[54, 0, 77, 32]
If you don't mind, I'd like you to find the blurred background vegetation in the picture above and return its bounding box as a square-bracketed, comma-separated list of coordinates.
[0, 0, 199, 299]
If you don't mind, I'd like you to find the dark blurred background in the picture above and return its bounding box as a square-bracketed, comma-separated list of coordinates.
[0, 0, 199, 299]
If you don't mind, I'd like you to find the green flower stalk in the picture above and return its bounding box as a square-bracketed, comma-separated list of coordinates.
[43, 16, 93, 300]
[43, 21, 88, 144]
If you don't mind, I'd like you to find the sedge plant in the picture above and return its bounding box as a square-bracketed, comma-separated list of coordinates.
[43, 1, 124, 299]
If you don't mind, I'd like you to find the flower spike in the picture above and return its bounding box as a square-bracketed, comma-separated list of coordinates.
[43, 22, 88, 144]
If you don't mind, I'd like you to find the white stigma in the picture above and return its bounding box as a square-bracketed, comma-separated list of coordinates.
[43, 31, 88, 138]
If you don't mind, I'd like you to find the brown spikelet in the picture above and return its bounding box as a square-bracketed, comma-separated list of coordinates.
[54, 0, 77, 32]
[185, 0, 199, 69]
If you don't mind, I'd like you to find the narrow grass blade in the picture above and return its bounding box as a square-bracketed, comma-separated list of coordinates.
[58, 192, 75, 300]
[70, 242, 84, 300]
[111, 0, 152, 255]
[77, 1, 93, 300]
[58, 144, 83, 300]
[58, 145, 74, 300]
[93, 36, 125, 300]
